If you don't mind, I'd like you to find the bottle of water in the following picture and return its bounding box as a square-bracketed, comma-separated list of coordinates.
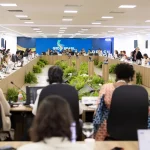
[18, 90, 23, 102]
[70, 122, 76, 143]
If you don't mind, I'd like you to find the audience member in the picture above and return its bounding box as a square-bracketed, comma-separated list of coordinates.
[18, 95, 89, 150]
[114, 50, 119, 58]
[32, 66, 82, 140]
[132, 47, 143, 62]
[94, 63, 135, 141]
[143, 53, 149, 65]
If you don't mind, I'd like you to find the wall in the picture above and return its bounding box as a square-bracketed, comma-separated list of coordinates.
[114, 35, 150, 56]
[0, 34, 17, 54]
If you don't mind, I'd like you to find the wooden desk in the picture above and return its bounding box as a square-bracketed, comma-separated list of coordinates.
[11, 106, 32, 112]
[0, 141, 138, 150]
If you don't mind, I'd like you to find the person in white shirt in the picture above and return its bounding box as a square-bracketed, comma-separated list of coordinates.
[18, 95, 90, 150]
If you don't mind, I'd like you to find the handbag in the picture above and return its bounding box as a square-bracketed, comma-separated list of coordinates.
[93, 94, 109, 134]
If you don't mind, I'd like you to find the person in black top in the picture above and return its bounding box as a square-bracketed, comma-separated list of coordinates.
[132, 47, 143, 62]
[38, 66, 81, 140]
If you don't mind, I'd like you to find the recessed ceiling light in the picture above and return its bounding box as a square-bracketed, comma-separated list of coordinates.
[78, 31, 84, 33]
[36, 31, 42, 32]
[0, 3, 17, 6]
[59, 32, 64, 34]
[15, 15, 28, 18]
[92, 22, 101, 25]
[60, 27, 67, 30]
[38, 33, 44, 34]
[117, 28, 124, 30]
[102, 16, 114, 19]
[62, 18, 73, 21]
[145, 20, 150, 23]
[64, 10, 78, 13]
[24, 22, 34, 24]
[81, 28, 88, 31]
[33, 28, 40, 31]
[108, 31, 114, 32]
[59, 30, 65, 32]
[119, 5, 136, 8]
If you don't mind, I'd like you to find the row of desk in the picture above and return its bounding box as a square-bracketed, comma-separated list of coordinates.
[42, 55, 150, 88]
[0, 141, 138, 150]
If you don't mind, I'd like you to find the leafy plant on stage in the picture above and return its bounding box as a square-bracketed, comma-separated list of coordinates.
[64, 66, 77, 77]
[37, 61, 45, 68]
[109, 64, 117, 74]
[97, 61, 103, 68]
[6, 88, 26, 102]
[55, 60, 68, 70]
[25, 72, 38, 84]
[136, 72, 142, 85]
[33, 65, 42, 73]
[94, 59, 99, 66]
[39, 58, 49, 65]
[78, 62, 88, 75]
[72, 60, 76, 67]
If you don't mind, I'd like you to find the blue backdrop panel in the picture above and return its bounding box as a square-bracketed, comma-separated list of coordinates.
[17, 37, 36, 48]
[36, 38, 92, 54]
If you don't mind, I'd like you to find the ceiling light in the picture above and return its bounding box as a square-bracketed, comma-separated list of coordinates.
[33, 28, 40, 31]
[24, 22, 34, 24]
[58, 34, 62, 37]
[119, 5, 136, 8]
[59, 30, 65, 32]
[145, 20, 150, 23]
[92, 22, 101, 25]
[38, 33, 44, 34]
[64, 10, 78, 13]
[59, 32, 64, 34]
[81, 28, 88, 31]
[15, 15, 28, 18]
[102, 16, 114, 19]
[62, 18, 73, 21]
[78, 31, 84, 33]
[60, 27, 67, 29]
[108, 31, 114, 32]
[36, 31, 42, 32]
[0, 3, 17, 6]
[117, 28, 124, 30]
[75, 33, 81, 35]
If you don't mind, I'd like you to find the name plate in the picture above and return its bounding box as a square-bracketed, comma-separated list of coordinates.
[82, 97, 98, 105]
[138, 130, 150, 150]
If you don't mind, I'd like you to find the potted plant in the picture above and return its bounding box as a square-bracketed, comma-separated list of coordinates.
[25, 72, 38, 83]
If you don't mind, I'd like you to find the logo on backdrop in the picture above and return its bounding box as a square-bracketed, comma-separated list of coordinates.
[57, 40, 64, 51]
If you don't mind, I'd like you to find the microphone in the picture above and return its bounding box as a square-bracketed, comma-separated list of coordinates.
[10, 81, 26, 94]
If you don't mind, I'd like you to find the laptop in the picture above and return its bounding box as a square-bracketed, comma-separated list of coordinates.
[138, 129, 150, 150]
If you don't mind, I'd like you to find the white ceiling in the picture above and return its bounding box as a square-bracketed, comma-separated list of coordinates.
[0, 0, 150, 38]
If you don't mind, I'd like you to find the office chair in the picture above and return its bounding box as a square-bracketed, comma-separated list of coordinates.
[107, 85, 148, 141]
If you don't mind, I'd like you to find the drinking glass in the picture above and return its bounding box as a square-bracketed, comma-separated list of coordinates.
[82, 122, 94, 138]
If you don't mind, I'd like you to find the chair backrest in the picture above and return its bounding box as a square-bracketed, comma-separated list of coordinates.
[107, 85, 149, 140]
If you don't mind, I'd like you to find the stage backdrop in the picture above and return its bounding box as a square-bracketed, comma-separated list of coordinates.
[17, 37, 114, 54]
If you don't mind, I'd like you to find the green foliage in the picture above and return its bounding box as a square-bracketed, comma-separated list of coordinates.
[109, 64, 117, 74]
[72, 60, 76, 67]
[136, 72, 142, 85]
[97, 61, 103, 68]
[54, 60, 68, 70]
[91, 75, 105, 85]
[33, 65, 42, 73]
[25, 72, 38, 83]
[64, 66, 77, 77]
[39, 58, 49, 65]
[94, 59, 99, 66]
[37, 61, 45, 68]
[70, 76, 88, 90]
[78, 62, 88, 75]
[6, 88, 18, 102]
[6, 88, 26, 102]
